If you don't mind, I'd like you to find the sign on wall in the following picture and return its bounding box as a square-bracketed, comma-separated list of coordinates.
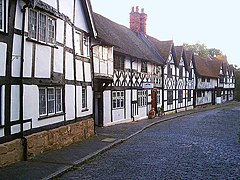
[142, 82, 154, 89]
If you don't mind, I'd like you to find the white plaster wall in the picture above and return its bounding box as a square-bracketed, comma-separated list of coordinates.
[138, 107, 147, 118]
[125, 90, 131, 119]
[54, 46, 64, 73]
[23, 85, 38, 121]
[0, 129, 4, 137]
[76, 86, 81, 118]
[132, 60, 138, 71]
[35, 44, 51, 78]
[99, 60, 107, 75]
[0, 42, 7, 76]
[41, 0, 57, 9]
[74, 0, 89, 32]
[59, 0, 74, 22]
[76, 59, 83, 81]
[12, 34, 22, 77]
[56, 19, 64, 44]
[34, 115, 64, 128]
[1, 86, 5, 126]
[132, 90, 137, 101]
[65, 52, 74, 80]
[108, 47, 114, 75]
[84, 62, 91, 82]
[11, 85, 20, 121]
[112, 109, 124, 122]
[11, 124, 20, 135]
[23, 42, 32, 77]
[93, 56, 100, 73]
[66, 23, 73, 48]
[23, 122, 31, 131]
[103, 91, 111, 125]
[65, 85, 75, 121]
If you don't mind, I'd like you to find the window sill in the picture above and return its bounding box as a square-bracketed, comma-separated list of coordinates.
[81, 108, 89, 112]
[38, 112, 65, 120]
[26, 37, 58, 49]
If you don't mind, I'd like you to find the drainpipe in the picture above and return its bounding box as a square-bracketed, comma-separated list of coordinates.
[20, 4, 28, 161]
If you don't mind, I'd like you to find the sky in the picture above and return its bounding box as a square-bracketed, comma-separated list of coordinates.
[91, 0, 239, 67]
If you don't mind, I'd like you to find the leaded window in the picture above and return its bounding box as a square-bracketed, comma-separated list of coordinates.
[0, 0, 4, 30]
[179, 66, 183, 78]
[114, 55, 124, 70]
[82, 87, 87, 109]
[138, 90, 146, 107]
[167, 90, 173, 105]
[167, 63, 172, 78]
[187, 90, 191, 101]
[178, 90, 183, 103]
[141, 62, 147, 73]
[39, 87, 63, 117]
[157, 89, 161, 105]
[28, 9, 56, 44]
[112, 91, 124, 109]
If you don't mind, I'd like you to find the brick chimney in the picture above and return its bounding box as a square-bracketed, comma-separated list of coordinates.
[140, 8, 147, 35]
[129, 6, 147, 35]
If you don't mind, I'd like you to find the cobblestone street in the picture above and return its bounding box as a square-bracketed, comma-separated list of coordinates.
[60, 104, 240, 179]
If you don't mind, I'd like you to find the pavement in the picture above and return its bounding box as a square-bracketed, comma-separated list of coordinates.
[0, 101, 238, 180]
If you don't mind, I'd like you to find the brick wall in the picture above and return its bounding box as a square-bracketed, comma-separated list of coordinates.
[0, 118, 94, 167]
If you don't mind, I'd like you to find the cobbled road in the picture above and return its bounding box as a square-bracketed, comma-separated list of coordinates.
[60, 105, 240, 179]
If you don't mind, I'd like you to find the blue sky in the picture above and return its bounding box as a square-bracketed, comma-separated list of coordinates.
[91, 0, 239, 67]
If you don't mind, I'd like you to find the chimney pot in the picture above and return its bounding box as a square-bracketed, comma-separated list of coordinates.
[141, 8, 144, 13]
[131, 7, 134, 12]
[136, 6, 139, 12]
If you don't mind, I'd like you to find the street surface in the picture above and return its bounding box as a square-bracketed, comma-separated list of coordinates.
[60, 105, 240, 179]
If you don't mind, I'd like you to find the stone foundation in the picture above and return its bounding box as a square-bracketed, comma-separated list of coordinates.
[0, 118, 94, 167]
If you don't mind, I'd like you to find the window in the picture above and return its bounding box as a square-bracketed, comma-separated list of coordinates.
[220, 75, 224, 83]
[179, 66, 183, 78]
[207, 78, 210, 82]
[189, 68, 192, 80]
[138, 90, 146, 107]
[157, 89, 161, 105]
[141, 62, 147, 73]
[114, 55, 124, 70]
[75, 31, 90, 57]
[167, 90, 173, 105]
[0, 0, 4, 31]
[39, 87, 63, 117]
[82, 87, 87, 110]
[178, 90, 183, 103]
[201, 77, 205, 82]
[28, 9, 56, 44]
[167, 64, 172, 78]
[197, 91, 201, 97]
[187, 90, 191, 101]
[112, 91, 124, 109]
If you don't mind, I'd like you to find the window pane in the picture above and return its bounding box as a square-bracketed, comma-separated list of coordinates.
[47, 17, 55, 43]
[56, 88, 62, 112]
[39, 13, 47, 42]
[28, 10, 37, 39]
[48, 88, 55, 114]
[82, 88, 87, 109]
[39, 88, 46, 115]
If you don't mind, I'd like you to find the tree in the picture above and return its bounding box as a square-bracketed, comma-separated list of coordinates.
[183, 42, 223, 59]
[183, 42, 209, 58]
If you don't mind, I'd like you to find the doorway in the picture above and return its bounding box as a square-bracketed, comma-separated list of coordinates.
[94, 92, 103, 127]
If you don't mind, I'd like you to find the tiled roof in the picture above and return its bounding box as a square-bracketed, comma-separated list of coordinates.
[193, 55, 221, 78]
[93, 13, 163, 65]
[147, 36, 176, 64]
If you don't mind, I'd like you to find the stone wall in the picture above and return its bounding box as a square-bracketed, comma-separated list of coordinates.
[0, 118, 94, 167]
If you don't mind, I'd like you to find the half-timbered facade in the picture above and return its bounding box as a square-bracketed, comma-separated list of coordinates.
[0, 0, 97, 167]
[92, 11, 163, 126]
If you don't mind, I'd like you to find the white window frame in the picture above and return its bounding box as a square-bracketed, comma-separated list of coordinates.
[112, 91, 124, 109]
[138, 90, 147, 107]
[0, 0, 5, 31]
[39, 87, 63, 117]
[75, 31, 90, 58]
[82, 87, 87, 110]
[28, 9, 56, 44]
